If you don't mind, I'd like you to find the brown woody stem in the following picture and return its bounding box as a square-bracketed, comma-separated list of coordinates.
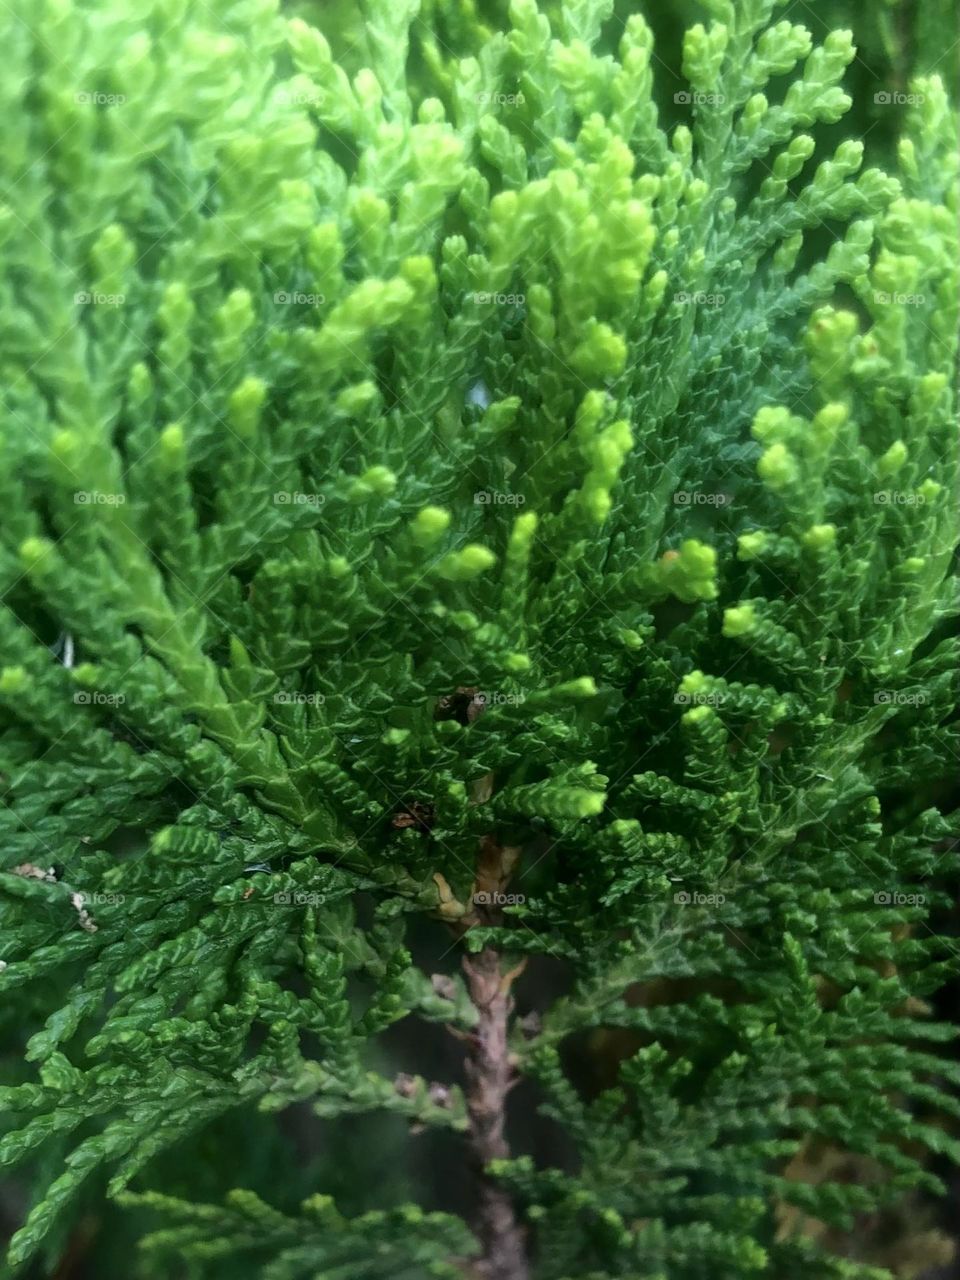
[461, 946, 529, 1280]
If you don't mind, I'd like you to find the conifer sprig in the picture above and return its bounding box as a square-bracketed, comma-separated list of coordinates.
[0, 0, 956, 1277]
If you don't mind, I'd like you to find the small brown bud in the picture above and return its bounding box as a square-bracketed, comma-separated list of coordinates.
[427, 1082, 451, 1107]
[393, 1072, 417, 1098]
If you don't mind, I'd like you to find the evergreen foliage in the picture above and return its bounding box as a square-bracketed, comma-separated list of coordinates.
[0, 0, 957, 1276]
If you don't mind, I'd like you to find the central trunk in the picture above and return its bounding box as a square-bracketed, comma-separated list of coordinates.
[462, 946, 529, 1280]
